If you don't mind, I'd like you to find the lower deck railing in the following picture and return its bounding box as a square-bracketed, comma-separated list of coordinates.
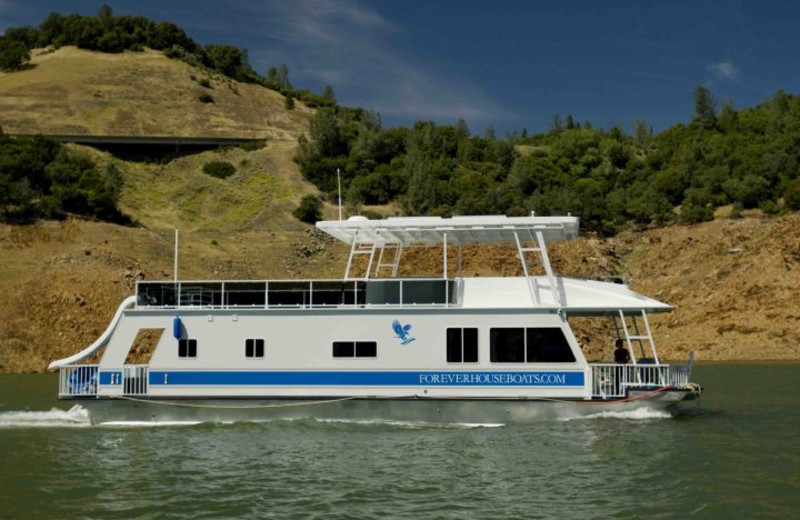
[589, 363, 691, 398]
[58, 365, 99, 397]
[58, 365, 149, 397]
[59, 364, 690, 400]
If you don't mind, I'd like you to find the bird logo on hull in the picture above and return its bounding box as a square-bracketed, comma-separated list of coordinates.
[392, 320, 416, 346]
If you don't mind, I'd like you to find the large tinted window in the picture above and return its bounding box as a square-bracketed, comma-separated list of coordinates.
[490, 328, 525, 362]
[526, 328, 575, 362]
[490, 328, 575, 363]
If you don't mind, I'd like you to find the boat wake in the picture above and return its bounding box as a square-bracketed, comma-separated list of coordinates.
[558, 407, 672, 421]
[313, 417, 506, 429]
[98, 420, 203, 428]
[0, 405, 91, 428]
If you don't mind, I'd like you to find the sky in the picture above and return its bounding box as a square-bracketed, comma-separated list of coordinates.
[2, 0, 799, 136]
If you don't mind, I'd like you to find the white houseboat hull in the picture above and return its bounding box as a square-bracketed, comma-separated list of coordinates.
[74, 389, 698, 425]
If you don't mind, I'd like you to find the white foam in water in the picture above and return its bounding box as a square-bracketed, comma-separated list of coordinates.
[558, 407, 672, 422]
[0, 405, 91, 428]
[314, 417, 506, 429]
[98, 420, 203, 428]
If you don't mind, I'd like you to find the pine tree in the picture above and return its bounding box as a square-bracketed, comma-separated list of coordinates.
[693, 86, 717, 129]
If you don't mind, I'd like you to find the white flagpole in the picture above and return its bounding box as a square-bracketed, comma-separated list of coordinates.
[337, 168, 342, 221]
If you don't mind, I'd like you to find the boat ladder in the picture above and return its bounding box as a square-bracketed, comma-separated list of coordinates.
[513, 229, 562, 306]
[613, 310, 665, 385]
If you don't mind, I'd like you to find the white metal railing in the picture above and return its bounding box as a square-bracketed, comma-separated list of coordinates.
[59, 365, 99, 397]
[590, 363, 691, 398]
[123, 365, 149, 396]
[135, 278, 460, 310]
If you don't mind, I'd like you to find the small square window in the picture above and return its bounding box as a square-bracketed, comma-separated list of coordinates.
[178, 338, 197, 358]
[333, 341, 355, 357]
[333, 341, 377, 358]
[246, 338, 265, 358]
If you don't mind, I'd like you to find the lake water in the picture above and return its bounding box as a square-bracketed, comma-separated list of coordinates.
[0, 363, 798, 519]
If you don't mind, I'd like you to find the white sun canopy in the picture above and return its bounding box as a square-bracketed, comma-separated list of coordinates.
[316, 215, 579, 246]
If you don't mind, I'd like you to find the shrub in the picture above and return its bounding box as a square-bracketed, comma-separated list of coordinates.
[239, 140, 266, 151]
[202, 160, 235, 179]
[198, 93, 214, 103]
[785, 180, 800, 211]
[198, 78, 211, 88]
[293, 194, 323, 223]
[285, 93, 295, 110]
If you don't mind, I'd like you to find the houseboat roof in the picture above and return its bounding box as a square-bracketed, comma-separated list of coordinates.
[317, 215, 579, 246]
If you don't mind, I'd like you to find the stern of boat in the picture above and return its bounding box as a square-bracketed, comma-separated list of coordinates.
[589, 351, 701, 404]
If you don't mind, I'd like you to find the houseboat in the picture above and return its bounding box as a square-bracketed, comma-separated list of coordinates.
[49, 214, 701, 424]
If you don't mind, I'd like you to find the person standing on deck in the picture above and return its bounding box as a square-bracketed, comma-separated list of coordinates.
[614, 339, 630, 364]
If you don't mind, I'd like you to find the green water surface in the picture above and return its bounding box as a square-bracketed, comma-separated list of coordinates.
[0, 363, 798, 519]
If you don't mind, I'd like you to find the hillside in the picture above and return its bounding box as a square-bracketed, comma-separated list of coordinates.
[1, 212, 799, 373]
[0, 46, 312, 139]
[0, 43, 798, 373]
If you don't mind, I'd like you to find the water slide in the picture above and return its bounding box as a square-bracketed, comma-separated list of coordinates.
[47, 295, 137, 370]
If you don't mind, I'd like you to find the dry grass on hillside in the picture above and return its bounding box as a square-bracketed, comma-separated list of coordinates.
[3, 214, 798, 373]
[0, 47, 312, 139]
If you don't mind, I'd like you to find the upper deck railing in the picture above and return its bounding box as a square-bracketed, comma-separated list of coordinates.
[136, 278, 459, 310]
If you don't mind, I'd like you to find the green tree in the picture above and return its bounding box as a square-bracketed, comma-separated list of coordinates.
[322, 85, 336, 103]
[205, 44, 248, 79]
[276, 63, 291, 88]
[0, 38, 30, 71]
[693, 85, 717, 129]
[551, 114, 563, 133]
[632, 118, 652, 149]
[97, 4, 114, 27]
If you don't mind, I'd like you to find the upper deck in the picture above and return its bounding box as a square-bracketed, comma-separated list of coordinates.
[132, 214, 669, 313]
[317, 214, 580, 247]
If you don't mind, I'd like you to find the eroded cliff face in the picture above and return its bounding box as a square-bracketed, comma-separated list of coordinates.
[2, 214, 799, 373]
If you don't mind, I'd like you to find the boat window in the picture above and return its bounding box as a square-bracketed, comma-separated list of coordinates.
[446, 328, 478, 363]
[526, 328, 575, 362]
[226, 282, 266, 307]
[180, 283, 222, 307]
[365, 281, 400, 305]
[268, 282, 310, 306]
[311, 281, 364, 306]
[490, 328, 525, 362]
[333, 341, 377, 358]
[178, 338, 197, 358]
[137, 282, 177, 306]
[490, 328, 575, 363]
[245, 338, 265, 358]
[403, 280, 448, 305]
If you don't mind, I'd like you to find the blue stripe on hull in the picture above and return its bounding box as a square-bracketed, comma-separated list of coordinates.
[99, 371, 121, 385]
[148, 371, 585, 387]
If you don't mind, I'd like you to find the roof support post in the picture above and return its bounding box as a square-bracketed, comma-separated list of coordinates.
[514, 231, 540, 305]
[344, 231, 358, 280]
[535, 230, 562, 306]
[443, 232, 448, 279]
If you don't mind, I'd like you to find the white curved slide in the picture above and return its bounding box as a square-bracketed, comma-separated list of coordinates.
[48, 295, 137, 370]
